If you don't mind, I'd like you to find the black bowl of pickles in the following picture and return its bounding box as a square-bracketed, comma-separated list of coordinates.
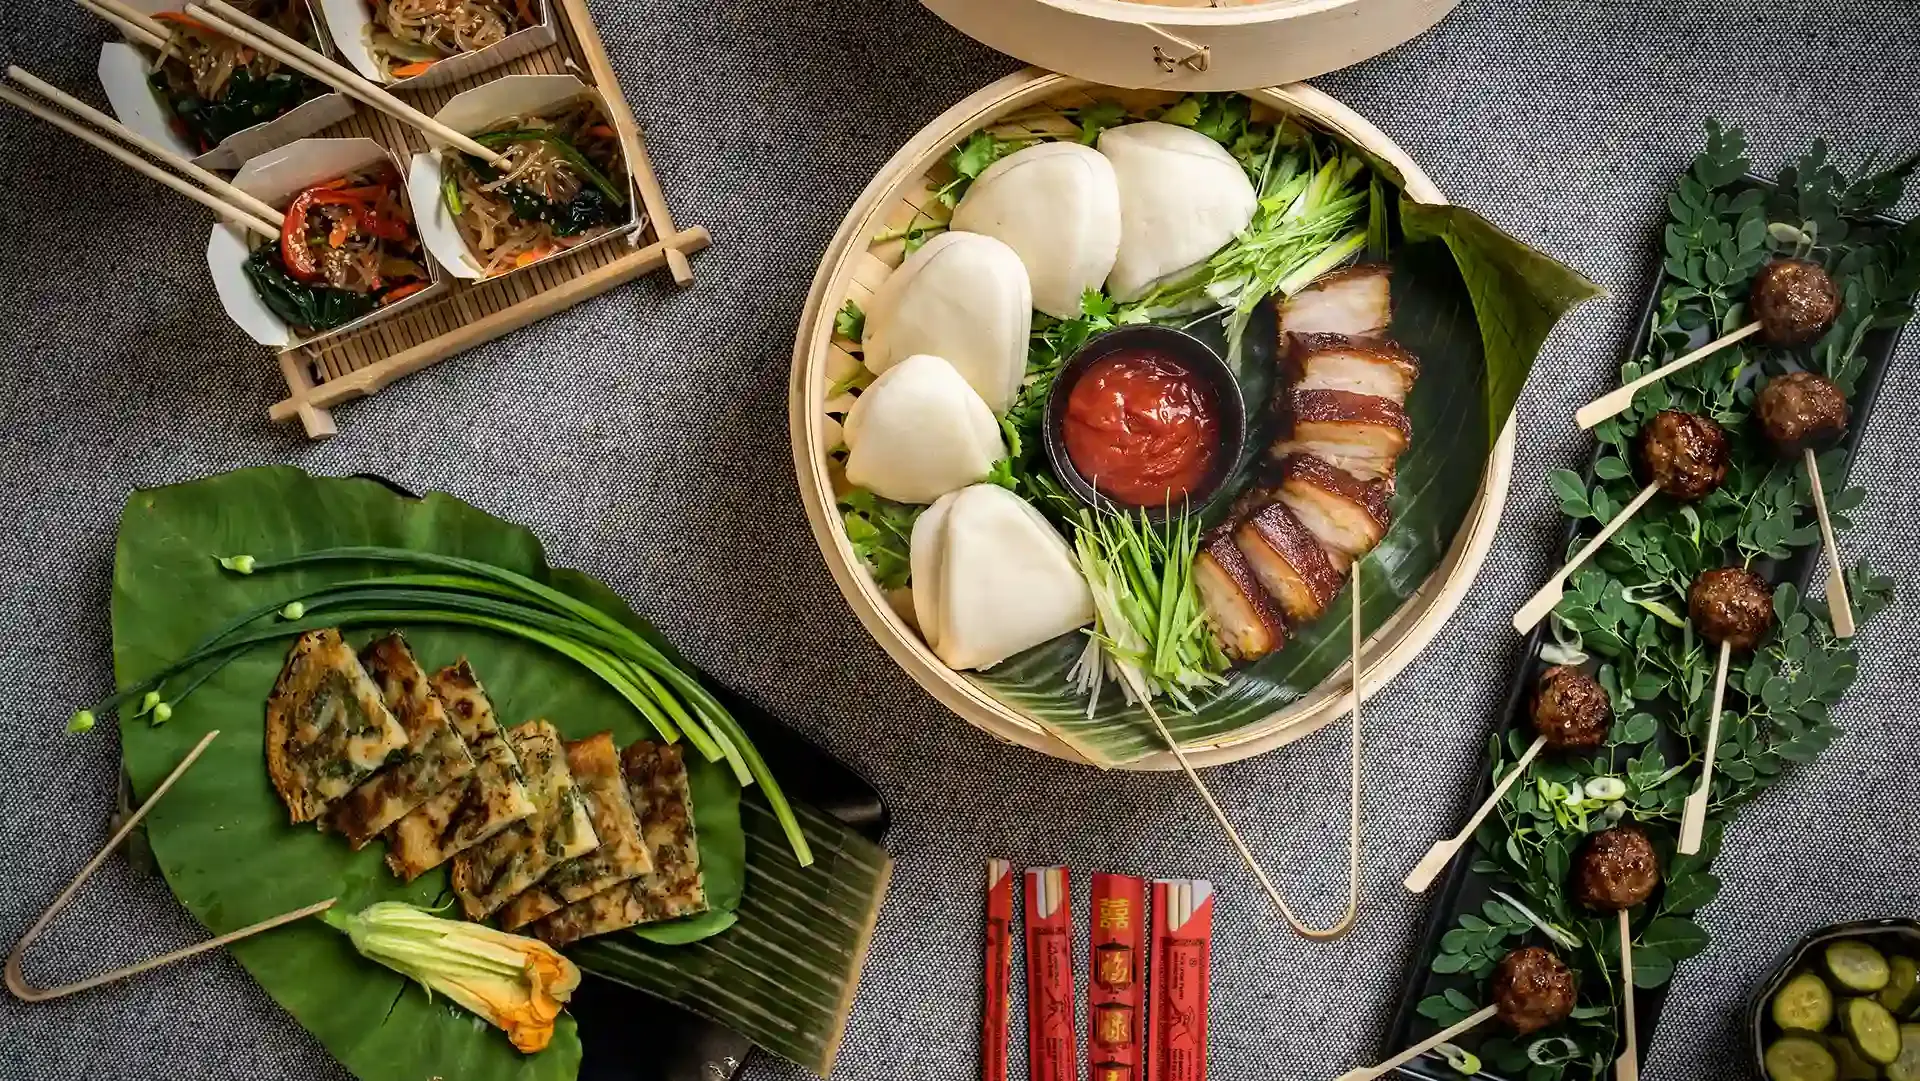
[1751, 920, 1920, 1080]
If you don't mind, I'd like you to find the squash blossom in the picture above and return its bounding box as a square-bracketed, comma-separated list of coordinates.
[323, 901, 580, 1052]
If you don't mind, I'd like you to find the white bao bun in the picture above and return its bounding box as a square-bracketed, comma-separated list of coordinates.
[842, 353, 1005, 505]
[911, 484, 1095, 671]
[1098, 122, 1257, 303]
[861, 231, 1032, 414]
[951, 142, 1121, 319]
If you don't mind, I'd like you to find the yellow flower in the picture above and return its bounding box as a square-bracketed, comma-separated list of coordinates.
[324, 901, 581, 1053]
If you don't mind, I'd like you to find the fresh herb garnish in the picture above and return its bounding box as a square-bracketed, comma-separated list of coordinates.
[838, 489, 921, 591]
[242, 247, 377, 333]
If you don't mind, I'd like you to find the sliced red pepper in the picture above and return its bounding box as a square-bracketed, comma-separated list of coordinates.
[380, 281, 429, 305]
[279, 189, 323, 282]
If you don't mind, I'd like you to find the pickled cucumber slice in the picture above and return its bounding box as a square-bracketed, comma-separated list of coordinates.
[1884, 1023, 1920, 1081]
[1845, 998, 1903, 1065]
[1775, 971, 1837, 1032]
[1829, 941, 1893, 993]
[1766, 1036, 1839, 1081]
[1833, 1037, 1882, 1081]
[1881, 957, 1919, 1017]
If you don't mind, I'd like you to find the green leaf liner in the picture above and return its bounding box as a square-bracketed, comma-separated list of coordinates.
[110, 468, 888, 1081]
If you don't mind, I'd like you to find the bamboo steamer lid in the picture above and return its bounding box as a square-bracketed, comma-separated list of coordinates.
[922, 0, 1461, 90]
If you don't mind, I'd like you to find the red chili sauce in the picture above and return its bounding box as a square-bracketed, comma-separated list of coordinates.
[1062, 349, 1220, 507]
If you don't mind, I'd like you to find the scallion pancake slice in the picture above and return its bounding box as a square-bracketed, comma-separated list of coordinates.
[450, 719, 598, 920]
[264, 629, 410, 824]
[328, 634, 477, 849]
[384, 659, 536, 880]
[498, 731, 652, 930]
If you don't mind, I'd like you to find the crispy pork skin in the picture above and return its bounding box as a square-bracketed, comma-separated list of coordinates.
[1234, 502, 1345, 624]
[1274, 455, 1391, 572]
[1270, 389, 1411, 482]
[1194, 529, 1286, 662]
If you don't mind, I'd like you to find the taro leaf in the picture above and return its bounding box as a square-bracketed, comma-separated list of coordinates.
[109, 468, 883, 1080]
[1400, 198, 1606, 448]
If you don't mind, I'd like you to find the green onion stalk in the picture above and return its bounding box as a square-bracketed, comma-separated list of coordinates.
[1067, 507, 1229, 715]
[76, 548, 813, 867]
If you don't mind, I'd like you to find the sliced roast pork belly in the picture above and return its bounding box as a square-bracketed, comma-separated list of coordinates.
[1287, 333, 1420, 405]
[1270, 389, 1411, 482]
[1234, 502, 1346, 624]
[1273, 455, 1392, 573]
[1194, 528, 1287, 662]
[1279, 264, 1391, 340]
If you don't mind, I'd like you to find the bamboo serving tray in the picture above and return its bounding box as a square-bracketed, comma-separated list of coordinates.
[265, 0, 708, 438]
[788, 69, 1516, 769]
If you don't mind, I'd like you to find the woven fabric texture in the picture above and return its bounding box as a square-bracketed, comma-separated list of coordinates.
[0, 1, 1917, 1079]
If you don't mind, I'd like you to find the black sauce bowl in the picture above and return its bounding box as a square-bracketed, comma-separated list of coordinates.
[1040, 324, 1247, 522]
[1747, 917, 1920, 1078]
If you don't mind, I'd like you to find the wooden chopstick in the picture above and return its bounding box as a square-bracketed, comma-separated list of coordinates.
[0, 82, 279, 239]
[6, 66, 283, 225]
[75, 0, 168, 49]
[186, 0, 504, 164]
[78, 0, 169, 44]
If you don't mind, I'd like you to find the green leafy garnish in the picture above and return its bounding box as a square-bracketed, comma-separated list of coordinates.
[838, 489, 921, 591]
[1069, 100, 1126, 145]
[834, 299, 865, 342]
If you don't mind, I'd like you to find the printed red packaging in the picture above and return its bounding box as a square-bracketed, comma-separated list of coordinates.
[1025, 866, 1076, 1081]
[1088, 873, 1146, 1081]
[1149, 879, 1212, 1081]
[983, 860, 1013, 1081]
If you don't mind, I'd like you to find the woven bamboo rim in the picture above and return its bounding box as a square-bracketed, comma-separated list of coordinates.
[789, 69, 1515, 769]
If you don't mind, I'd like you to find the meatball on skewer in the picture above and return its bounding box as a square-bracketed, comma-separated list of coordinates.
[1515, 410, 1730, 634]
[1575, 824, 1661, 1081]
[1679, 567, 1776, 855]
[1756, 370, 1857, 638]
[1576, 257, 1844, 430]
[1336, 947, 1578, 1080]
[1405, 665, 1614, 892]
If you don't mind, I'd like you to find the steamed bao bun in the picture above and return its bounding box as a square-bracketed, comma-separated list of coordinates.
[843, 353, 1005, 505]
[911, 484, 1095, 671]
[1098, 122, 1258, 303]
[861, 232, 1031, 414]
[951, 142, 1121, 319]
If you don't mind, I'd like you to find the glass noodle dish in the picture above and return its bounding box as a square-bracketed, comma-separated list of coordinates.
[440, 95, 629, 277]
[243, 161, 431, 336]
[368, 0, 540, 80]
[148, 0, 326, 152]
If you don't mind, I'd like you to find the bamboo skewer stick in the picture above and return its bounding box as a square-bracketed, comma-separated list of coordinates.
[79, 0, 169, 42]
[1678, 640, 1732, 856]
[1576, 321, 1763, 430]
[0, 83, 280, 239]
[6, 66, 283, 225]
[5, 731, 338, 1002]
[75, 0, 168, 48]
[1615, 907, 1640, 1081]
[1136, 562, 1364, 940]
[186, 1, 504, 164]
[1803, 447, 1856, 638]
[1403, 735, 1546, 893]
[1334, 1004, 1499, 1081]
[1513, 482, 1661, 633]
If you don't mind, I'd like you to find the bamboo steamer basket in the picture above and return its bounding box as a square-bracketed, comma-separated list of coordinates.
[921, 0, 1464, 91]
[789, 69, 1515, 768]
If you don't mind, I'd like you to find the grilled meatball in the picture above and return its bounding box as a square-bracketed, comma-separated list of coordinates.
[1756, 370, 1850, 455]
[1752, 258, 1841, 346]
[1573, 824, 1659, 911]
[1688, 568, 1775, 650]
[1533, 665, 1611, 750]
[1491, 947, 1577, 1036]
[1637, 410, 1728, 500]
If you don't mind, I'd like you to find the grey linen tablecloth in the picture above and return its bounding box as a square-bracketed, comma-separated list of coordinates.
[2, 0, 1918, 1078]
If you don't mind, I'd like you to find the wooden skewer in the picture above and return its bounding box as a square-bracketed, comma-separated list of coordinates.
[79, 0, 169, 43]
[1615, 907, 1640, 1081]
[1404, 735, 1546, 893]
[75, 0, 168, 49]
[1514, 482, 1661, 634]
[1135, 562, 1364, 940]
[0, 82, 279, 239]
[186, 1, 504, 164]
[1334, 1004, 1498, 1081]
[1678, 640, 1732, 856]
[5, 730, 338, 1002]
[1576, 321, 1764, 430]
[1803, 447, 1856, 639]
[6, 66, 283, 225]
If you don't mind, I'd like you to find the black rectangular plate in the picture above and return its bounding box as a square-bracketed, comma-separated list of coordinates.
[1378, 187, 1908, 1079]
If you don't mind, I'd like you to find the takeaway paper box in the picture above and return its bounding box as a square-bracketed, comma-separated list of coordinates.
[405, 74, 640, 282]
[97, 0, 354, 170]
[207, 137, 446, 350]
[317, 0, 556, 90]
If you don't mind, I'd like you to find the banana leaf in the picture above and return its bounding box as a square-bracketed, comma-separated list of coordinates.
[971, 209, 1602, 766]
[109, 467, 889, 1081]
